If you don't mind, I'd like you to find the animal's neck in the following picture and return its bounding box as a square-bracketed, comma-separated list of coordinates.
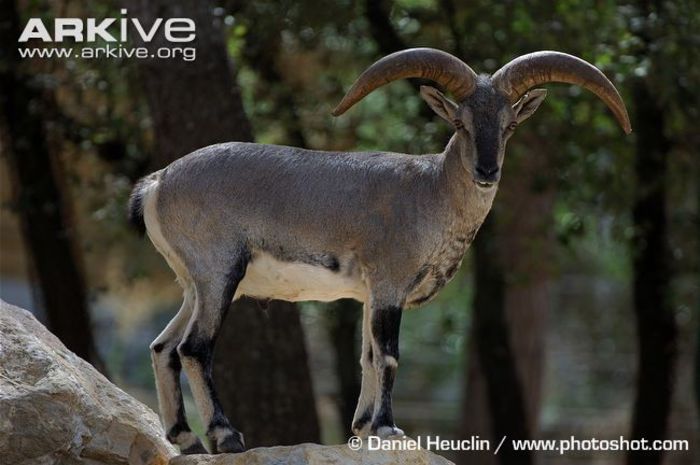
[440, 132, 498, 233]
[442, 132, 472, 185]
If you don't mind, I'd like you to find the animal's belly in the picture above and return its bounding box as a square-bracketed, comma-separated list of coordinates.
[235, 251, 367, 303]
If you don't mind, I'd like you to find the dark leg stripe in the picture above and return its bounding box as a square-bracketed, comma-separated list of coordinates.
[166, 422, 191, 443]
[168, 347, 182, 371]
[371, 306, 402, 359]
[178, 322, 212, 363]
[176, 249, 251, 455]
[372, 366, 397, 429]
[370, 305, 403, 430]
[208, 410, 231, 431]
[173, 388, 188, 426]
[220, 247, 250, 320]
[352, 406, 373, 431]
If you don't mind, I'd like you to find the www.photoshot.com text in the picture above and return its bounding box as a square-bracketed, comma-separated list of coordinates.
[350, 435, 690, 454]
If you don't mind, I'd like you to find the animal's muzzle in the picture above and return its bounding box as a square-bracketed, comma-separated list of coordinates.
[474, 165, 500, 186]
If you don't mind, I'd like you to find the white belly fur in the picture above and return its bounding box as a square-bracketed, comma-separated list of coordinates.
[234, 251, 367, 303]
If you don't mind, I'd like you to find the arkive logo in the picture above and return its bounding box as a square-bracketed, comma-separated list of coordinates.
[17, 9, 197, 62]
[19, 9, 195, 43]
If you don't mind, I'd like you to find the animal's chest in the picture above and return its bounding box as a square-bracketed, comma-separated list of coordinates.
[405, 225, 481, 308]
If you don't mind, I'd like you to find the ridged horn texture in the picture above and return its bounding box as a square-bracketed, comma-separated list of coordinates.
[332, 48, 478, 116]
[492, 51, 631, 133]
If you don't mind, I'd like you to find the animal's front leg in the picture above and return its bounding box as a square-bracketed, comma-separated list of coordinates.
[370, 303, 404, 438]
[351, 303, 377, 436]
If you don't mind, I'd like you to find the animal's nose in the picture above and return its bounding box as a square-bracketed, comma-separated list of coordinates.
[475, 165, 500, 182]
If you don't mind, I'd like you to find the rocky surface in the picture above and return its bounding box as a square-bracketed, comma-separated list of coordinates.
[169, 442, 454, 465]
[0, 299, 453, 465]
[0, 299, 176, 465]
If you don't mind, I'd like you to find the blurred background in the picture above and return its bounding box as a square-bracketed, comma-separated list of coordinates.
[0, 0, 698, 464]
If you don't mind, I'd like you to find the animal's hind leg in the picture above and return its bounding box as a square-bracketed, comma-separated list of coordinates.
[178, 251, 249, 454]
[351, 302, 378, 436]
[150, 282, 206, 454]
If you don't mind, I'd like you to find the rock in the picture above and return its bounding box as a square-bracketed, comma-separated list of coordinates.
[169, 442, 454, 465]
[0, 299, 453, 465]
[0, 299, 176, 465]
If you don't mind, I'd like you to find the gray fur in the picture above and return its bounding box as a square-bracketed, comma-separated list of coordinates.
[156, 136, 493, 297]
[135, 77, 547, 452]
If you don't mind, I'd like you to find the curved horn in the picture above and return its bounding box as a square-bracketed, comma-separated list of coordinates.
[492, 51, 631, 134]
[332, 48, 478, 116]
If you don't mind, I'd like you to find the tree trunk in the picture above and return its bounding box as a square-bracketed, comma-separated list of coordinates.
[499, 143, 554, 427]
[213, 299, 320, 446]
[241, 21, 307, 149]
[469, 214, 532, 465]
[127, 0, 319, 446]
[0, 0, 105, 373]
[696, 290, 700, 422]
[126, 0, 253, 165]
[460, 334, 493, 464]
[326, 299, 362, 436]
[365, 0, 407, 57]
[460, 140, 553, 465]
[626, 77, 677, 465]
[363, 0, 436, 121]
[696, 177, 700, 421]
[626, 3, 679, 463]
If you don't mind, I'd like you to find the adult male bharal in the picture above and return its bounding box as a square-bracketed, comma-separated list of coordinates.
[129, 48, 631, 454]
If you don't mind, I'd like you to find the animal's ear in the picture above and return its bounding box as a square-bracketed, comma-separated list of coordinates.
[513, 88, 547, 123]
[420, 86, 458, 123]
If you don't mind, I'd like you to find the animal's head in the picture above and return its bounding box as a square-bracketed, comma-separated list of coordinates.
[332, 48, 631, 191]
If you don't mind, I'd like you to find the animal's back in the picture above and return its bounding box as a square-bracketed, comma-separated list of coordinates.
[139, 142, 439, 303]
[155, 142, 441, 252]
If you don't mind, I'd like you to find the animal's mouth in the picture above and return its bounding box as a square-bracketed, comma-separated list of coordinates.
[474, 180, 496, 190]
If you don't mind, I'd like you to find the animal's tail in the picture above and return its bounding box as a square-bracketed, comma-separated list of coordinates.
[127, 171, 161, 236]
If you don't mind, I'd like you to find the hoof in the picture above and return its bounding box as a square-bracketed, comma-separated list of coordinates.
[351, 408, 373, 437]
[180, 440, 208, 455]
[352, 420, 373, 438]
[374, 425, 405, 438]
[212, 431, 246, 454]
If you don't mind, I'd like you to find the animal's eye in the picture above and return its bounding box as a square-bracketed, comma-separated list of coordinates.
[507, 121, 518, 131]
